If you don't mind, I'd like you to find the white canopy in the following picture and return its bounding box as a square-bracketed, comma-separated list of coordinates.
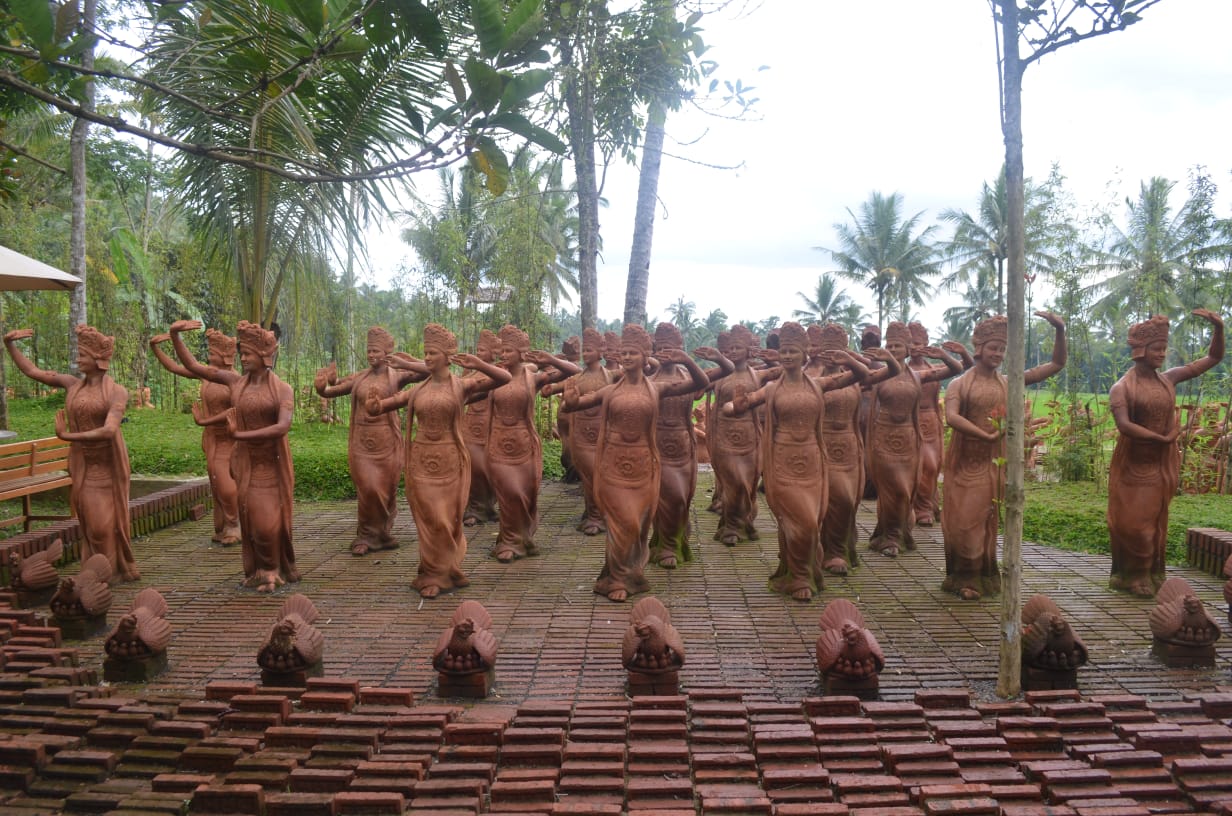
[0, 244, 81, 291]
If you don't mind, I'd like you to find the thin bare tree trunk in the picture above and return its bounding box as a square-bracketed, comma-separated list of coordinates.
[623, 97, 667, 326]
[997, 0, 1024, 699]
[68, 0, 98, 371]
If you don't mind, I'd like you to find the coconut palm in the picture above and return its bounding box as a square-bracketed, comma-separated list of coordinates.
[1087, 176, 1232, 324]
[824, 191, 940, 330]
[939, 169, 1058, 314]
[793, 273, 868, 336]
[942, 268, 1000, 342]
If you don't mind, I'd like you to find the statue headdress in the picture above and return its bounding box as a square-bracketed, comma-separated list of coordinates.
[423, 323, 458, 355]
[560, 335, 581, 361]
[908, 322, 928, 346]
[582, 328, 604, 353]
[860, 324, 882, 350]
[1128, 315, 1169, 358]
[76, 325, 115, 370]
[621, 324, 653, 356]
[654, 322, 684, 351]
[205, 328, 237, 365]
[972, 315, 1009, 349]
[885, 321, 911, 346]
[778, 321, 808, 350]
[498, 324, 530, 353]
[477, 329, 500, 355]
[729, 324, 759, 350]
[236, 320, 279, 367]
[819, 323, 849, 351]
[366, 326, 395, 354]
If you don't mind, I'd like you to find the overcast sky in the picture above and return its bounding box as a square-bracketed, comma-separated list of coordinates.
[588, 0, 1232, 330]
[375, 0, 1232, 333]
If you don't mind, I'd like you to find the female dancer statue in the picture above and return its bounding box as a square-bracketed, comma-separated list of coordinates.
[488, 324, 578, 562]
[562, 325, 708, 601]
[462, 329, 500, 526]
[708, 325, 764, 546]
[368, 323, 511, 597]
[1107, 309, 1223, 596]
[314, 327, 426, 555]
[151, 328, 241, 546]
[941, 312, 1066, 600]
[6, 326, 140, 581]
[865, 321, 961, 558]
[170, 320, 297, 592]
[724, 322, 872, 601]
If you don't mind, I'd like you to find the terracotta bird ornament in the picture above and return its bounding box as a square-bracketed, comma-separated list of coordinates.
[49, 553, 113, 618]
[1021, 594, 1088, 671]
[433, 600, 498, 673]
[816, 598, 884, 680]
[257, 594, 324, 673]
[105, 588, 173, 660]
[622, 596, 685, 673]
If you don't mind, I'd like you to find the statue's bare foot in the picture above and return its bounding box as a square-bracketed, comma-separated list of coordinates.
[916, 514, 934, 527]
[958, 587, 981, 601]
[877, 546, 898, 558]
[418, 585, 439, 599]
[720, 532, 738, 546]
[580, 520, 603, 536]
[658, 555, 677, 569]
[607, 589, 627, 602]
[350, 540, 371, 556]
[463, 514, 478, 528]
[1127, 581, 1154, 597]
[823, 557, 849, 576]
[791, 588, 812, 602]
[495, 548, 515, 563]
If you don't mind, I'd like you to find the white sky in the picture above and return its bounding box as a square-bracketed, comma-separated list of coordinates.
[371, 0, 1232, 332]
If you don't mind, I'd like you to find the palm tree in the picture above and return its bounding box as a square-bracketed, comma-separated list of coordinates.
[824, 191, 940, 330]
[1087, 176, 1232, 324]
[942, 268, 1000, 342]
[667, 295, 699, 342]
[793, 273, 868, 335]
[939, 168, 1058, 314]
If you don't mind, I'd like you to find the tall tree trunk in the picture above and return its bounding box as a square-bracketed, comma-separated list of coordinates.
[997, 0, 1025, 699]
[557, 1, 604, 330]
[68, 0, 98, 372]
[623, 97, 667, 327]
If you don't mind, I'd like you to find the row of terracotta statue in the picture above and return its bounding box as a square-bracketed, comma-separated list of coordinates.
[3, 306, 1222, 605]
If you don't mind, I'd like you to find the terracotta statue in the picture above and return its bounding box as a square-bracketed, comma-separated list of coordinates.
[725, 322, 873, 601]
[5, 326, 140, 582]
[863, 323, 961, 558]
[603, 330, 621, 373]
[813, 324, 884, 575]
[462, 329, 501, 526]
[562, 325, 707, 602]
[941, 312, 1066, 600]
[1108, 310, 1224, 596]
[708, 325, 764, 546]
[314, 327, 425, 556]
[815, 598, 884, 692]
[908, 322, 943, 527]
[622, 596, 685, 672]
[487, 325, 579, 562]
[857, 324, 884, 500]
[9, 537, 63, 600]
[170, 319, 297, 592]
[50, 553, 113, 620]
[434, 600, 498, 673]
[151, 329, 242, 546]
[105, 588, 172, 662]
[369, 324, 511, 597]
[542, 328, 613, 535]
[554, 335, 581, 481]
[258, 594, 323, 676]
[650, 323, 732, 568]
[1021, 594, 1088, 674]
[1149, 577, 1221, 668]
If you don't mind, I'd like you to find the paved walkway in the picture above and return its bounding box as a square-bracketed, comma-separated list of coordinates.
[84, 471, 1231, 703]
[4, 472, 1232, 816]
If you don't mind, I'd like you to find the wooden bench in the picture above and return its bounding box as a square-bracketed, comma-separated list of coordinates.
[0, 436, 73, 532]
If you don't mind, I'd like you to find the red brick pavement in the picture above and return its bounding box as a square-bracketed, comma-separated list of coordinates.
[2, 471, 1232, 815]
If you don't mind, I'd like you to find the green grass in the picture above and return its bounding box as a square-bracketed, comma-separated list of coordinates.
[1024, 481, 1232, 565]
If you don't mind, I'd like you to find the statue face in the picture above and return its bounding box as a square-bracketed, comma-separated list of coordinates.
[367, 345, 386, 367]
[500, 344, 521, 367]
[619, 345, 645, 372]
[976, 339, 1006, 369]
[423, 346, 449, 372]
[1145, 339, 1168, 368]
[778, 343, 804, 371]
[207, 348, 228, 367]
[729, 342, 749, 363]
[239, 345, 265, 373]
[76, 348, 101, 374]
[582, 347, 602, 366]
[886, 339, 908, 362]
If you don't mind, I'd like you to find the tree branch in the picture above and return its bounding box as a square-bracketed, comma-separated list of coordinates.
[0, 138, 67, 174]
